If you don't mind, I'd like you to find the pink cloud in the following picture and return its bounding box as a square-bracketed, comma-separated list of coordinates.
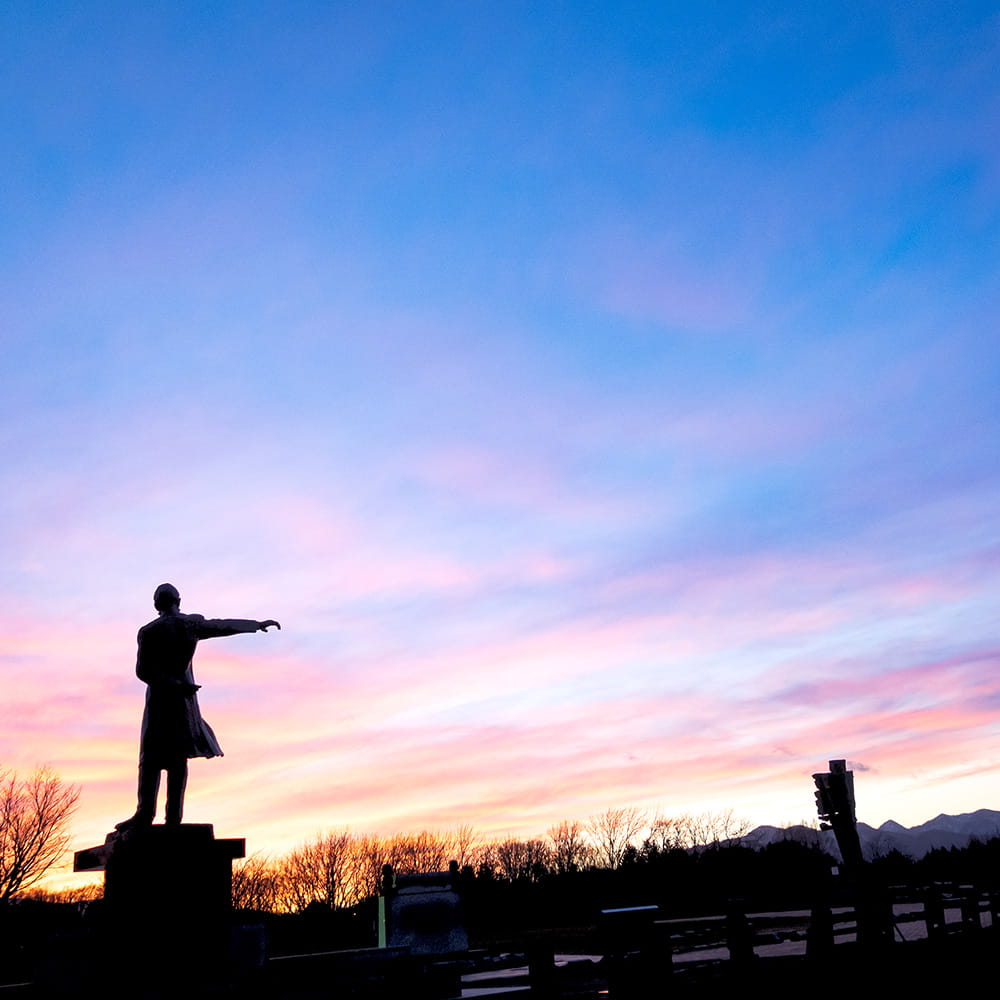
[5, 474, 996, 883]
[566, 223, 760, 332]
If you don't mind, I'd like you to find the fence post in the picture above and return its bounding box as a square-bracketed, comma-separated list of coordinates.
[726, 901, 755, 968]
[923, 884, 946, 941]
[989, 889, 1000, 933]
[807, 902, 834, 961]
[855, 882, 893, 952]
[527, 943, 556, 998]
[960, 887, 981, 931]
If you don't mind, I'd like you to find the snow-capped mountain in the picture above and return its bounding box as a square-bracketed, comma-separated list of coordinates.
[747, 809, 1000, 860]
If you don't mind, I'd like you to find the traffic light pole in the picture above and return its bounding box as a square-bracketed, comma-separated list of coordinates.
[812, 759, 891, 951]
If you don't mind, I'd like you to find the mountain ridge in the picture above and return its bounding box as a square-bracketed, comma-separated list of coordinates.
[746, 808, 1000, 860]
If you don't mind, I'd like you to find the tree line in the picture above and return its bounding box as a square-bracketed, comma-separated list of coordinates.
[8, 762, 1000, 923]
[0, 761, 758, 909]
[229, 807, 754, 912]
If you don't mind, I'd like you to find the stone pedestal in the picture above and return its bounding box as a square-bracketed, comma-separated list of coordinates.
[74, 824, 244, 990]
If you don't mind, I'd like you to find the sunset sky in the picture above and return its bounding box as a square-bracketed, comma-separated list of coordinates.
[3, 2, 999, 885]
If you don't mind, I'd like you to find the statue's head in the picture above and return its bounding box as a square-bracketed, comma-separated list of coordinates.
[153, 583, 180, 612]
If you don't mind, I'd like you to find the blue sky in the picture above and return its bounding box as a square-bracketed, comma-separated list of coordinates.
[2, 1, 999, 878]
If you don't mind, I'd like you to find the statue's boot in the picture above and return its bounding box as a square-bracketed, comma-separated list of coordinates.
[114, 811, 153, 831]
[115, 760, 160, 830]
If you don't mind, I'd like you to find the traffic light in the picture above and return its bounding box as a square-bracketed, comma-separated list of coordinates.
[811, 759, 864, 873]
[813, 773, 835, 830]
[812, 760, 856, 830]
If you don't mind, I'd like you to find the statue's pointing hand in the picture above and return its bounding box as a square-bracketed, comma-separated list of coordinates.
[258, 620, 281, 632]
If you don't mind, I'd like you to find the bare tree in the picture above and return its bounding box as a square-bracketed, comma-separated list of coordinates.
[493, 837, 551, 882]
[586, 808, 648, 869]
[645, 814, 686, 853]
[649, 809, 753, 852]
[0, 767, 80, 903]
[350, 833, 390, 902]
[452, 823, 479, 869]
[275, 830, 355, 911]
[348, 829, 467, 901]
[469, 838, 500, 878]
[547, 820, 590, 873]
[232, 852, 281, 912]
[21, 882, 102, 904]
[384, 830, 453, 875]
[688, 809, 752, 849]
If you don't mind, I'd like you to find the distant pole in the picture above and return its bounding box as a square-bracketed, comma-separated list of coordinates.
[378, 864, 395, 949]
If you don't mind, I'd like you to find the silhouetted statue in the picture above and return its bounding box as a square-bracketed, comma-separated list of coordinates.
[116, 583, 280, 831]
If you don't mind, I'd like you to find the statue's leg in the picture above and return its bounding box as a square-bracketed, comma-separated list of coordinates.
[115, 758, 159, 830]
[165, 759, 188, 826]
[137, 758, 160, 820]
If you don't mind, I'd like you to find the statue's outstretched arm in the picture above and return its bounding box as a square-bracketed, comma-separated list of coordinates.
[192, 617, 281, 639]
